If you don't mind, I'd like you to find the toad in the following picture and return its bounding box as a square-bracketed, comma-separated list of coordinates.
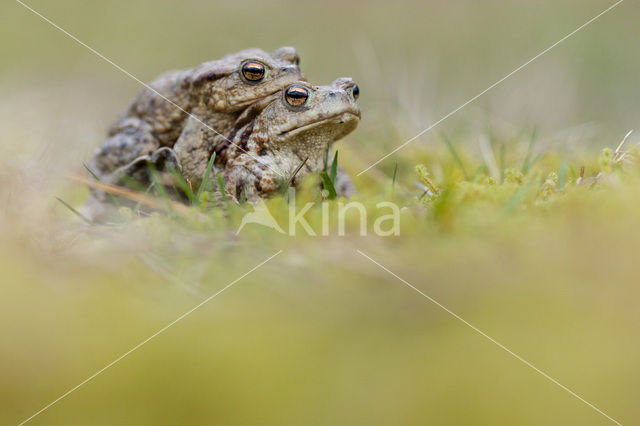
[216, 78, 360, 201]
[88, 46, 303, 182]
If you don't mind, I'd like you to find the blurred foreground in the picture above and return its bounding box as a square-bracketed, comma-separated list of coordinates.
[2, 136, 640, 425]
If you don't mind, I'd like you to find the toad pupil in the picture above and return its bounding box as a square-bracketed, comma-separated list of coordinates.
[242, 62, 265, 81]
[285, 86, 309, 107]
[352, 84, 359, 100]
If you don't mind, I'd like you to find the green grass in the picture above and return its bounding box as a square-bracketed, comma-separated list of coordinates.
[3, 134, 638, 426]
[4, 128, 640, 426]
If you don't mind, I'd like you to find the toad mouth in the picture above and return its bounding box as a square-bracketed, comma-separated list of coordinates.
[277, 111, 361, 138]
[235, 89, 282, 109]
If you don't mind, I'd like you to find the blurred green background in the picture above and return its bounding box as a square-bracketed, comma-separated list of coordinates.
[1, 0, 639, 425]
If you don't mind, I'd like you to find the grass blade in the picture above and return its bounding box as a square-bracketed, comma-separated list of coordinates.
[441, 133, 469, 180]
[197, 152, 216, 199]
[320, 171, 337, 200]
[558, 160, 568, 191]
[286, 157, 308, 190]
[133, 182, 156, 216]
[70, 174, 190, 215]
[216, 174, 229, 203]
[83, 162, 121, 207]
[148, 167, 174, 214]
[391, 159, 398, 191]
[473, 165, 485, 182]
[56, 197, 93, 225]
[83, 162, 101, 181]
[330, 150, 339, 185]
[522, 128, 538, 174]
[503, 176, 540, 213]
[167, 164, 197, 204]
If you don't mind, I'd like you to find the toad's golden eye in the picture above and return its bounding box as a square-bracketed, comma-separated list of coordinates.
[284, 85, 309, 107]
[241, 61, 266, 82]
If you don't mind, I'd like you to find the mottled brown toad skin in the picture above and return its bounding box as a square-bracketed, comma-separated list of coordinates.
[220, 78, 361, 202]
[82, 77, 360, 221]
[88, 46, 304, 180]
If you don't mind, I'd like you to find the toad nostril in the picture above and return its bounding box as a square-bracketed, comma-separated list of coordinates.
[279, 66, 296, 74]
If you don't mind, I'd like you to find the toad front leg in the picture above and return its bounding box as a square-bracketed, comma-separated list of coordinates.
[223, 154, 281, 203]
[222, 156, 356, 202]
[173, 116, 225, 190]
